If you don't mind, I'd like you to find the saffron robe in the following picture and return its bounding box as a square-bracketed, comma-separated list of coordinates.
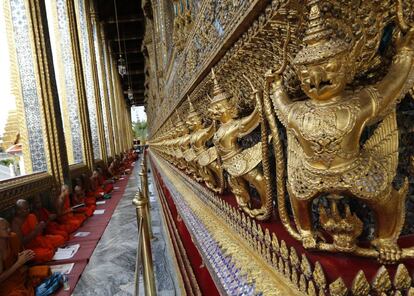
[0, 233, 34, 296]
[57, 194, 85, 232]
[21, 214, 65, 263]
[36, 208, 69, 241]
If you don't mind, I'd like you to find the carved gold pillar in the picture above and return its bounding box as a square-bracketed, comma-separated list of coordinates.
[87, 0, 108, 163]
[101, 28, 115, 158]
[127, 106, 132, 148]
[66, 0, 94, 171]
[24, 0, 70, 186]
[108, 53, 121, 155]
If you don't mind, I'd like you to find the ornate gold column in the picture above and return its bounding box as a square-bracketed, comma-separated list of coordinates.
[109, 56, 121, 155]
[25, 0, 70, 186]
[66, 0, 94, 171]
[100, 28, 115, 158]
[87, 0, 108, 163]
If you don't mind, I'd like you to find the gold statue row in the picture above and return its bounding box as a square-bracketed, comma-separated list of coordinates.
[151, 0, 414, 263]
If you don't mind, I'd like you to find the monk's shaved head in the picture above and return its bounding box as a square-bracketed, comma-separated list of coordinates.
[15, 199, 30, 218]
[16, 199, 28, 208]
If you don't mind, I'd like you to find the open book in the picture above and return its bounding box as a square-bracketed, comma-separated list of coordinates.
[71, 203, 85, 210]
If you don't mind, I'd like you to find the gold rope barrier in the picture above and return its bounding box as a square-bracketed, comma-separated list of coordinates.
[133, 156, 156, 296]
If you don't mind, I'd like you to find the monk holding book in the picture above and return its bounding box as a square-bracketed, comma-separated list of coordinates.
[11, 200, 65, 263]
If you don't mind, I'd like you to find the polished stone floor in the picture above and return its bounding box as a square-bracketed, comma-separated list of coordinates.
[73, 159, 181, 296]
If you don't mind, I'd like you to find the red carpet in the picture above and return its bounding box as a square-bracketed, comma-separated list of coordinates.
[48, 167, 134, 295]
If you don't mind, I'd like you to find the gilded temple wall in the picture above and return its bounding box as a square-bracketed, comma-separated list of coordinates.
[145, 0, 414, 294]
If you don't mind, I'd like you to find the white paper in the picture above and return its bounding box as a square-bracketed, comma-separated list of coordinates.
[50, 263, 75, 274]
[52, 244, 80, 260]
[96, 200, 106, 205]
[114, 187, 120, 190]
[119, 178, 125, 180]
[74, 231, 90, 237]
[93, 209, 105, 215]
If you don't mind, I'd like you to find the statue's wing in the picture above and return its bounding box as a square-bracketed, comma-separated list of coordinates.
[352, 0, 395, 73]
[363, 109, 399, 183]
[223, 142, 262, 177]
[287, 131, 302, 174]
[197, 147, 217, 167]
[183, 148, 197, 162]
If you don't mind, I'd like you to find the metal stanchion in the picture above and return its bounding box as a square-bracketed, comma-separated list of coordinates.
[133, 190, 156, 296]
[134, 216, 143, 296]
[141, 155, 154, 239]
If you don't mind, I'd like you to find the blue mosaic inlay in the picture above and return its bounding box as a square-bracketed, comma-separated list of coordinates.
[153, 157, 257, 296]
[9, 0, 47, 172]
[56, 0, 84, 164]
[76, 0, 101, 159]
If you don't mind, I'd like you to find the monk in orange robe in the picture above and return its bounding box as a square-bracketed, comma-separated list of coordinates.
[73, 185, 96, 217]
[56, 185, 85, 232]
[0, 217, 35, 296]
[11, 200, 65, 263]
[90, 169, 114, 196]
[108, 160, 120, 180]
[32, 196, 69, 241]
[96, 167, 114, 193]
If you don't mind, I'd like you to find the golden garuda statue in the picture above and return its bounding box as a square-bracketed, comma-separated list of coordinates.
[183, 98, 204, 182]
[171, 112, 187, 170]
[264, 0, 414, 263]
[172, 111, 190, 171]
[188, 97, 225, 194]
[209, 70, 272, 220]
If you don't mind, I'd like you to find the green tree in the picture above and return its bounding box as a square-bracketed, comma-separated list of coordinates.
[132, 120, 147, 143]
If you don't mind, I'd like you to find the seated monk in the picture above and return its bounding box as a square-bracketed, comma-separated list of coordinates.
[80, 174, 96, 199]
[108, 160, 120, 180]
[11, 199, 65, 263]
[97, 167, 114, 193]
[56, 185, 85, 232]
[120, 155, 131, 174]
[32, 196, 69, 241]
[72, 185, 96, 217]
[90, 170, 105, 197]
[0, 217, 35, 296]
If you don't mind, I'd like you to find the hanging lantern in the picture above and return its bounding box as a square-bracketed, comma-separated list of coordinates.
[128, 87, 134, 100]
[118, 55, 127, 77]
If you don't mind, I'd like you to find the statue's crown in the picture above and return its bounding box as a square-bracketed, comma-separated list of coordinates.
[293, 0, 349, 65]
[209, 68, 232, 104]
[175, 110, 184, 127]
[186, 96, 200, 119]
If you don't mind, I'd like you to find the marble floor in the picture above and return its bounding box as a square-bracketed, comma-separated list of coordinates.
[73, 159, 181, 296]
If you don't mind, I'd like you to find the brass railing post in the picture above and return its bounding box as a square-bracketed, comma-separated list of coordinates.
[133, 190, 157, 296]
[141, 155, 154, 239]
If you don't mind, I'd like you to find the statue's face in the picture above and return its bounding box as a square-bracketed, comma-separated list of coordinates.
[186, 114, 202, 130]
[297, 56, 348, 101]
[208, 100, 230, 121]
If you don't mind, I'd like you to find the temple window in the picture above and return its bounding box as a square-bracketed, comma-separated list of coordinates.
[45, 0, 84, 165]
[0, 0, 48, 180]
[74, 0, 101, 160]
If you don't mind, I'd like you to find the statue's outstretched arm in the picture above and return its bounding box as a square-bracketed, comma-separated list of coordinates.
[239, 101, 261, 136]
[371, 29, 414, 115]
[201, 122, 215, 143]
[266, 71, 293, 127]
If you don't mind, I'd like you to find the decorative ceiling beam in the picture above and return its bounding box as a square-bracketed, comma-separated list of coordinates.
[108, 36, 143, 42]
[104, 15, 144, 24]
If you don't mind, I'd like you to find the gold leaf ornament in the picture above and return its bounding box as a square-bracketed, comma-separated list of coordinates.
[329, 277, 348, 296]
[372, 266, 392, 294]
[393, 264, 412, 290]
[313, 261, 326, 290]
[351, 270, 370, 296]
